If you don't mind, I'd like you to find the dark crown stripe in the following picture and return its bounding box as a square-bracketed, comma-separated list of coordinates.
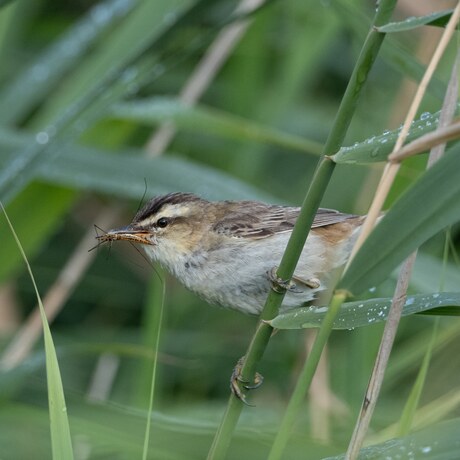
[133, 192, 203, 223]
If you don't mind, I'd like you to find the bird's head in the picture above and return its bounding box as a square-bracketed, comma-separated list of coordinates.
[97, 192, 213, 263]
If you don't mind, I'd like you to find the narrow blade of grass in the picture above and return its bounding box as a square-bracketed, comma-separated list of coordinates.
[0, 203, 74, 459]
[141, 271, 165, 460]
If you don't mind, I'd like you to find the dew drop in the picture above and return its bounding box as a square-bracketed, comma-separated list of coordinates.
[35, 132, 49, 145]
[371, 148, 379, 158]
[420, 111, 431, 120]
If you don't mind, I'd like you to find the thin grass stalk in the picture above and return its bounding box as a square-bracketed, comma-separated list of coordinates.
[134, 270, 166, 407]
[142, 271, 165, 460]
[207, 2, 397, 458]
[398, 317, 439, 436]
[345, 21, 460, 459]
[1, 203, 74, 459]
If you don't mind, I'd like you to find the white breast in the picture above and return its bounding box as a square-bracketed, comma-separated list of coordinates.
[144, 230, 354, 315]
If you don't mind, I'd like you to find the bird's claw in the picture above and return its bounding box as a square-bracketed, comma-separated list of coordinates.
[268, 267, 321, 293]
[268, 267, 301, 293]
[230, 357, 264, 406]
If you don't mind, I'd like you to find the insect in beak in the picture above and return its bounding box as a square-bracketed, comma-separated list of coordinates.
[96, 226, 154, 246]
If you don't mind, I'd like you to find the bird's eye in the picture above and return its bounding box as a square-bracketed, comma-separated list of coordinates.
[157, 217, 169, 228]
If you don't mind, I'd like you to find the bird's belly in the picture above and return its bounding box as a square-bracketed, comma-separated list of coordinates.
[179, 233, 328, 314]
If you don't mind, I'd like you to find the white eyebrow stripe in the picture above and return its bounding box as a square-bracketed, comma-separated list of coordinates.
[137, 204, 193, 226]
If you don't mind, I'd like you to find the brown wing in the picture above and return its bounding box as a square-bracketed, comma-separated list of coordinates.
[213, 202, 357, 239]
[312, 208, 358, 227]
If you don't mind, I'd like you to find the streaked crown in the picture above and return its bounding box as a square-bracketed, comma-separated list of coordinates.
[133, 192, 205, 228]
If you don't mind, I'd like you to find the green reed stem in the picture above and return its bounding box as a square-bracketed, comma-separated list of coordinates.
[268, 291, 347, 460]
[207, 1, 397, 458]
[267, 3, 398, 457]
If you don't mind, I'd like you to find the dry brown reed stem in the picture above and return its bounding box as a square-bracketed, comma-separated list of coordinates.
[345, 9, 460, 457]
[347, 3, 460, 264]
[0, 0, 262, 369]
[389, 118, 460, 162]
[345, 252, 418, 460]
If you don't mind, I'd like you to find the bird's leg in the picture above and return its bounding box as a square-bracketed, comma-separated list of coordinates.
[230, 356, 264, 406]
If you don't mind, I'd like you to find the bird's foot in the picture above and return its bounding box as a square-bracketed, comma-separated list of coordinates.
[268, 267, 320, 293]
[297, 276, 321, 289]
[230, 356, 264, 406]
[268, 267, 299, 293]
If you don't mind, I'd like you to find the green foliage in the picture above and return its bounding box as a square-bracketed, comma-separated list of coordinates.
[333, 108, 452, 164]
[325, 418, 460, 460]
[112, 97, 323, 154]
[339, 147, 460, 295]
[377, 9, 455, 33]
[270, 293, 460, 330]
[0, 0, 459, 459]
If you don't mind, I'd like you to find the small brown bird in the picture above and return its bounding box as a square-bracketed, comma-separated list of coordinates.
[97, 192, 364, 315]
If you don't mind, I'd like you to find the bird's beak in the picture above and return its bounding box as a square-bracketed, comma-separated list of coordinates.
[96, 226, 154, 245]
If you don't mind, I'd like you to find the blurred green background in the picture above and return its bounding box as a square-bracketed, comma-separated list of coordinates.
[0, 0, 459, 458]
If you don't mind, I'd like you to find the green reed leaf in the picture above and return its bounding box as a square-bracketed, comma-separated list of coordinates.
[1, 204, 74, 459]
[112, 98, 323, 155]
[377, 9, 454, 33]
[269, 293, 460, 330]
[339, 147, 460, 295]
